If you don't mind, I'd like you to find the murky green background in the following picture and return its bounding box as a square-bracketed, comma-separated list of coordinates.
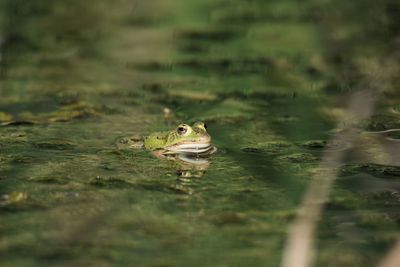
[1, 0, 400, 266]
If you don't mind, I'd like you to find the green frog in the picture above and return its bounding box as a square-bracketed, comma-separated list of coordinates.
[116, 122, 217, 156]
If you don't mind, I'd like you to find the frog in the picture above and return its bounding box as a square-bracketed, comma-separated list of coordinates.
[116, 121, 217, 156]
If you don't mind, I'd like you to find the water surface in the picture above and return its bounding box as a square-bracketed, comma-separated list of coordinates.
[1, 1, 400, 266]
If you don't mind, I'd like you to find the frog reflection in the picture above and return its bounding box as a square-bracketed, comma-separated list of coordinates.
[161, 152, 212, 178]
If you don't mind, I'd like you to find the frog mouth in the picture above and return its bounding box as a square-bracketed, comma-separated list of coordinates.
[164, 142, 216, 154]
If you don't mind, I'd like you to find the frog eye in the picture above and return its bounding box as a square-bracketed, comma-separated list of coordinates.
[204, 123, 207, 129]
[177, 126, 187, 135]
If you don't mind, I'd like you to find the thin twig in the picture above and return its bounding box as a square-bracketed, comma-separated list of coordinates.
[376, 238, 400, 267]
[281, 90, 377, 267]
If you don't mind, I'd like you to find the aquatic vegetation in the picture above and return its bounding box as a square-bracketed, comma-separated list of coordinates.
[0, 112, 13, 124]
[196, 98, 255, 123]
[0, 191, 28, 206]
[392, 104, 400, 114]
[361, 114, 400, 131]
[276, 152, 319, 163]
[89, 176, 135, 189]
[298, 140, 327, 149]
[241, 141, 293, 155]
[23, 101, 100, 123]
[1, 101, 100, 125]
[298, 139, 351, 152]
[341, 163, 400, 178]
[34, 139, 76, 150]
[178, 28, 240, 42]
[0, 0, 399, 267]
[168, 90, 218, 102]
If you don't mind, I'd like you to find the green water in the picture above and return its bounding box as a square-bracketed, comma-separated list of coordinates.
[0, 1, 400, 266]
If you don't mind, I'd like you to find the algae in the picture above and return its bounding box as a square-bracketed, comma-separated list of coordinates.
[0, 0, 399, 267]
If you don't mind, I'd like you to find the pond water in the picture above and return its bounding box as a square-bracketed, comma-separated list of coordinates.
[0, 1, 400, 267]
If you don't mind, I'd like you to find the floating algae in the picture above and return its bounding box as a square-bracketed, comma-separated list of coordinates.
[1, 101, 100, 126]
[0, 112, 13, 124]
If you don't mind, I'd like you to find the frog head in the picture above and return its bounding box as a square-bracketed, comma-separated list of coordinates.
[144, 122, 214, 154]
